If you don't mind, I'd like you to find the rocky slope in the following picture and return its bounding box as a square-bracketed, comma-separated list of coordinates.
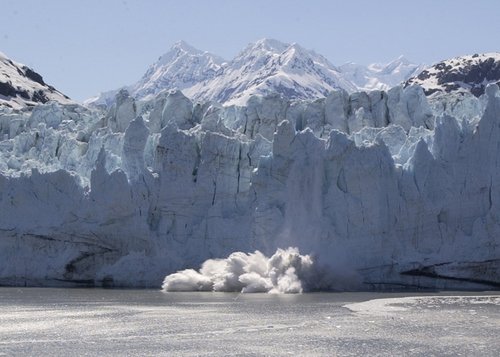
[0, 52, 72, 109]
[405, 53, 500, 97]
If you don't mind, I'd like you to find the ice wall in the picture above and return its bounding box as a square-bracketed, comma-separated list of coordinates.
[0, 85, 498, 289]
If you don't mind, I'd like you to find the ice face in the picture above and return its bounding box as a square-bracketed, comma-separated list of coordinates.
[0, 84, 499, 290]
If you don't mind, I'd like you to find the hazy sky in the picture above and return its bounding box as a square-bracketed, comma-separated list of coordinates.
[1, 0, 498, 101]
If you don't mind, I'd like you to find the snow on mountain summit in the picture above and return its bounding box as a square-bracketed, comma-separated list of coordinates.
[185, 38, 358, 105]
[340, 55, 426, 92]
[87, 39, 424, 107]
[0, 52, 72, 109]
[86, 41, 225, 107]
[132, 40, 225, 100]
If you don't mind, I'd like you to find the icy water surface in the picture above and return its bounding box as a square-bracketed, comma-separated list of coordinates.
[0, 288, 499, 356]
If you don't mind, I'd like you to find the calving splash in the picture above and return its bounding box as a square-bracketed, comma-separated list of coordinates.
[162, 247, 315, 293]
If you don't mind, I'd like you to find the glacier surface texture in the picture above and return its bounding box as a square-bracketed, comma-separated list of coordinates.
[0, 84, 499, 290]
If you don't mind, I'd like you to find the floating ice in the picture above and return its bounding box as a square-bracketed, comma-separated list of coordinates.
[344, 296, 500, 316]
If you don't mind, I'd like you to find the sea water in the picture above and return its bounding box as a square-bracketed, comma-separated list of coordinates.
[0, 288, 498, 356]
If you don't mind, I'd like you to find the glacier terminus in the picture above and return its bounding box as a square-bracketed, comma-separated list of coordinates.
[0, 43, 499, 291]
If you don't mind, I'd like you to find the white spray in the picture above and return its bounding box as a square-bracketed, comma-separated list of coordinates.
[162, 247, 314, 294]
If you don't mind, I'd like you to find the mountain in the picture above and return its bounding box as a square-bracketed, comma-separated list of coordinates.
[86, 39, 424, 107]
[184, 39, 358, 105]
[132, 40, 225, 100]
[85, 41, 225, 107]
[0, 52, 72, 109]
[340, 55, 426, 92]
[405, 53, 500, 97]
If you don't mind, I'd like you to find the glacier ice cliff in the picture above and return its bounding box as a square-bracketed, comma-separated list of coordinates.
[0, 84, 498, 290]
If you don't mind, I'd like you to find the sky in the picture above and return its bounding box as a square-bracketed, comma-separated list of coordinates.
[1, 0, 499, 102]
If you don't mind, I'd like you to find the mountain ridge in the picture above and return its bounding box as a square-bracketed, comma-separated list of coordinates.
[405, 52, 500, 97]
[0, 52, 73, 109]
[340, 55, 426, 92]
[86, 39, 425, 107]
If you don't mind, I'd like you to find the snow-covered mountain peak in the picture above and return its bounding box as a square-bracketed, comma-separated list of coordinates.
[391, 54, 411, 65]
[171, 40, 203, 54]
[84, 42, 225, 107]
[125, 41, 225, 102]
[405, 52, 500, 97]
[235, 39, 327, 69]
[185, 39, 357, 105]
[281, 42, 317, 62]
[279, 44, 313, 70]
[374, 55, 413, 74]
[154, 40, 223, 66]
[341, 56, 425, 92]
[282, 43, 339, 71]
[230, 38, 288, 70]
[0, 52, 72, 109]
[87, 39, 425, 107]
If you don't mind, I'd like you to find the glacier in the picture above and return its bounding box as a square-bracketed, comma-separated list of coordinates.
[0, 83, 498, 290]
